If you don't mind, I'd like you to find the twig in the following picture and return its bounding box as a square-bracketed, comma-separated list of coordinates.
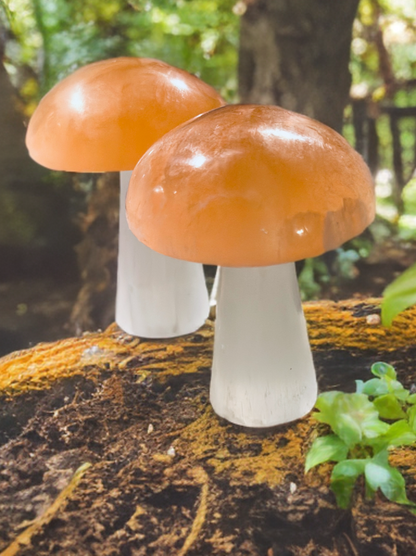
[1, 463, 92, 556]
[178, 467, 209, 556]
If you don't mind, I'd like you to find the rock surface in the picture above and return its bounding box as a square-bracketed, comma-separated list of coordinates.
[1, 298, 416, 556]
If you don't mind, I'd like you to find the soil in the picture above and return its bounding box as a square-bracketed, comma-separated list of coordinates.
[1, 300, 416, 556]
[321, 238, 416, 300]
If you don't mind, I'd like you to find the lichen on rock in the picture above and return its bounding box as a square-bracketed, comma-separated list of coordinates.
[1, 298, 416, 555]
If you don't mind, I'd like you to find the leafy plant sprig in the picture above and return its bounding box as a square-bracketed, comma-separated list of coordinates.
[381, 263, 416, 327]
[305, 362, 416, 511]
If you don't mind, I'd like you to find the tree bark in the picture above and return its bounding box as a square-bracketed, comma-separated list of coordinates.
[238, 0, 360, 132]
[0, 61, 37, 185]
[0, 54, 78, 280]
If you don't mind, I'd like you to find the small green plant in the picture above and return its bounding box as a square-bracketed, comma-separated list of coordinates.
[305, 362, 416, 511]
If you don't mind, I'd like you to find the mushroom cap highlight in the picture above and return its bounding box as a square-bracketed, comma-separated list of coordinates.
[126, 104, 375, 268]
[26, 57, 225, 172]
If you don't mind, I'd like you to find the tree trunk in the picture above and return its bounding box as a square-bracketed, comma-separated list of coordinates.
[0, 55, 78, 280]
[238, 0, 359, 132]
[0, 61, 37, 185]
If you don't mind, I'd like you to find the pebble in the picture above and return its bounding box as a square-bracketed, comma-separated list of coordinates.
[366, 314, 381, 325]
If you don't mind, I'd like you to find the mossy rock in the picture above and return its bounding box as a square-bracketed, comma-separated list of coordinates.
[1, 298, 416, 556]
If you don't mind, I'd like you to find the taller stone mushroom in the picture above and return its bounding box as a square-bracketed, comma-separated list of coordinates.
[127, 104, 375, 427]
[26, 57, 225, 337]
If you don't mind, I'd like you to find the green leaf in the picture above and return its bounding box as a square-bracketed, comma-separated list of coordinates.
[371, 362, 397, 379]
[408, 405, 416, 433]
[331, 459, 367, 508]
[335, 413, 364, 446]
[359, 377, 389, 397]
[305, 435, 349, 472]
[387, 379, 409, 401]
[359, 364, 408, 402]
[313, 392, 389, 447]
[314, 391, 341, 414]
[369, 420, 416, 452]
[373, 394, 407, 420]
[381, 263, 416, 327]
[408, 393, 416, 405]
[355, 379, 365, 394]
[361, 416, 391, 439]
[364, 451, 410, 505]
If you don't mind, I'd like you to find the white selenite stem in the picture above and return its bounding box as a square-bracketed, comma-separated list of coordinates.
[210, 263, 317, 427]
[116, 170, 209, 338]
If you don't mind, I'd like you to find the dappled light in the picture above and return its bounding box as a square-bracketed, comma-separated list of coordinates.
[1, 1, 416, 554]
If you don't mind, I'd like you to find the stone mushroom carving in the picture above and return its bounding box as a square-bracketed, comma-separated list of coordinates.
[126, 104, 375, 427]
[26, 57, 225, 338]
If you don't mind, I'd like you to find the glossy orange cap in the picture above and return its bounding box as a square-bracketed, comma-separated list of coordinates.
[26, 57, 225, 172]
[126, 104, 375, 267]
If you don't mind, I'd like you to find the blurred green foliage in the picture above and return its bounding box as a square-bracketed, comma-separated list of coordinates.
[349, 0, 416, 173]
[3, 0, 416, 132]
[382, 261, 416, 326]
[2, 0, 239, 106]
[351, 0, 416, 95]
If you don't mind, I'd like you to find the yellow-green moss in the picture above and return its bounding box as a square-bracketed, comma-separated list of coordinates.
[2, 298, 416, 396]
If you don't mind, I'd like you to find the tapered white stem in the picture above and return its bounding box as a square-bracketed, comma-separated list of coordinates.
[210, 263, 317, 427]
[116, 170, 209, 337]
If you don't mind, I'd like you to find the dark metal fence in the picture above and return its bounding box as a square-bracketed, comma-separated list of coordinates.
[351, 99, 416, 209]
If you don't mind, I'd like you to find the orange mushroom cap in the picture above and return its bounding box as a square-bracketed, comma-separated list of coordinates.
[26, 57, 225, 172]
[126, 104, 375, 267]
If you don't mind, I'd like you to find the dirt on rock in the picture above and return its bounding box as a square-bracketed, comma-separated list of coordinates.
[1, 300, 416, 556]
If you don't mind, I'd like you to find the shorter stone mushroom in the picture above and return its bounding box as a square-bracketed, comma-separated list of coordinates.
[26, 57, 225, 338]
[126, 104, 375, 427]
